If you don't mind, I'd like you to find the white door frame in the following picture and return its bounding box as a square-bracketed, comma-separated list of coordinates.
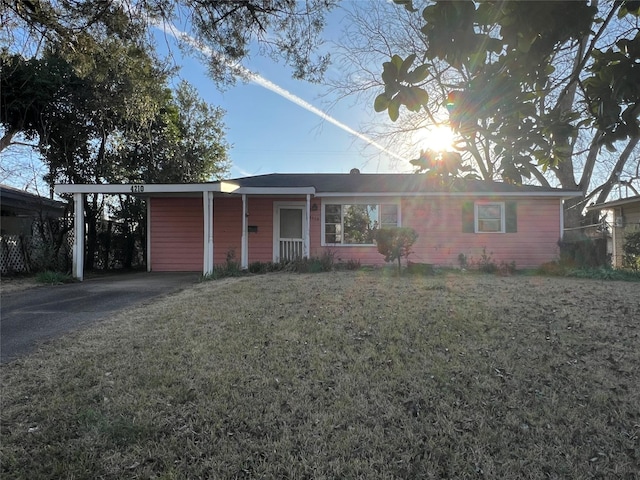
[273, 201, 307, 262]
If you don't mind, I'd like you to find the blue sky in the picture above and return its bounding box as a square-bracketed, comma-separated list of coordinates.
[156, 4, 414, 179]
[2, 2, 425, 193]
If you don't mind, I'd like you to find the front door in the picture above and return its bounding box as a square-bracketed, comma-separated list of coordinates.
[274, 204, 305, 262]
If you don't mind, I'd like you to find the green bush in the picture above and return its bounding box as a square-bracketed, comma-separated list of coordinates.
[623, 229, 640, 271]
[285, 251, 335, 273]
[336, 258, 361, 271]
[476, 248, 498, 273]
[373, 227, 418, 274]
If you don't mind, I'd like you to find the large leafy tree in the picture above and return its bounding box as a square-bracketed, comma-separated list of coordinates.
[2, 36, 230, 267]
[329, 0, 640, 228]
[376, 0, 640, 227]
[1, 0, 336, 84]
[113, 80, 230, 184]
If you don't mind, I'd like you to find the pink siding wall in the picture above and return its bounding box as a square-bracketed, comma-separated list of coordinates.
[151, 194, 562, 271]
[244, 197, 308, 263]
[150, 197, 203, 271]
[403, 197, 561, 269]
[310, 196, 562, 269]
[212, 197, 307, 264]
[213, 197, 242, 265]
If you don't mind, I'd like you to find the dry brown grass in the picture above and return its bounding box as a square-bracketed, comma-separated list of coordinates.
[1, 271, 639, 479]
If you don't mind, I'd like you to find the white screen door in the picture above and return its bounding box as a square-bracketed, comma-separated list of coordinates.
[276, 206, 304, 261]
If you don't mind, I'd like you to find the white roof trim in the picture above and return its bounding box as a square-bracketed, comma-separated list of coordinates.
[234, 186, 316, 195]
[315, 191, 581, 199]
[54, 182, 239, 195]
[586, 195, 640, 211]
[54, 183, 580, 199]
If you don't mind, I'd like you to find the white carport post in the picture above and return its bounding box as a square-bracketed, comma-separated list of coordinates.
[146, 200, 151, 271]
[203, 191, 214, 276]
[241, 194, 248, 269]
[305, 194, 311, 258]
[72, 193, 85, 281]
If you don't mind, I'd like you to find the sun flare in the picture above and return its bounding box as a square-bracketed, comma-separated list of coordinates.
[412, 124, 456, 153]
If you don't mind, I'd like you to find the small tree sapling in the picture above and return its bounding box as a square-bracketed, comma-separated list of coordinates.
[373, 227, 418, 274]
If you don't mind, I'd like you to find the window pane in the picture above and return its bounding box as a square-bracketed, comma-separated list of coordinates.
[325, 204, 341, 224]
[478, 204, 501, 220]
[476, 203, 503, 232]
[381, 204, 398, 227]
[280, 208, 302, 238]
[344, 204, 376, 244]
[478, 219, 501, 232]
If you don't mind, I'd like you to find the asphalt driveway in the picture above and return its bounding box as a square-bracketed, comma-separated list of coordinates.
[1, 272, 201, 363]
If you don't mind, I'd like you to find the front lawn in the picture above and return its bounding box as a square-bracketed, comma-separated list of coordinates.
[1, 272, 638, 479]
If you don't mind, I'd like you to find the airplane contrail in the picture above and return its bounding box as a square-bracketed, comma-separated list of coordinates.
[155, 22, 409, 164]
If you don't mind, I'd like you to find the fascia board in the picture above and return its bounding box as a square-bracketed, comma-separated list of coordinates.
[54, 182, 239, 195]
[315, 191, 582, 199]
[234, 187, 316, 195]
[586, 196, 640, 211]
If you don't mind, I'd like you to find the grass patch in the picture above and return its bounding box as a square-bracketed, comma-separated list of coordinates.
[537, 262, 640, 281]
[2, 272, 639, 478]
[34, 270, 75, 285]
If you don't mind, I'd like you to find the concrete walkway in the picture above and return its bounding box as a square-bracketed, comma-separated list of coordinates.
[1, 272, 201, 363]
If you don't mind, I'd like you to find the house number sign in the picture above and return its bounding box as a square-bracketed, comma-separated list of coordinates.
[130, 185, 145, 193]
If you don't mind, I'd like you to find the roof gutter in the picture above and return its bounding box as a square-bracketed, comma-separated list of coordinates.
[315, 191, 582, 199]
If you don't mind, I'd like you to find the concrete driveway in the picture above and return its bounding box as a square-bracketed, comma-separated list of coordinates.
[1, 272, 201, 363]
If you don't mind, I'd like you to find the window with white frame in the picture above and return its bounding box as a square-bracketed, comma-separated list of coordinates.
[324, 203, 399, 245]
[475, 202, 505, 233]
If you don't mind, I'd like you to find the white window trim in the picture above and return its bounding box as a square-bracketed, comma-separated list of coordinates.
[475, 201, 505, 233]
[321, 197, 401, 247]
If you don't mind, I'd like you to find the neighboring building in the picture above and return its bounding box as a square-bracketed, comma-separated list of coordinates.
[55, 172, 581, 280]
[587, 195, 640, 268]
[1, 184, 66, 236]
[1, 184, 67, 274]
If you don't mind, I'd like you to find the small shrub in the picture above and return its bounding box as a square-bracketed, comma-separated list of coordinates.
[35, 270, 74, 285]
[283, 251, 335, 274]
[623, 229, 640, 271]
[476, 248, 498, 273]
[499, 261, 517, 275]
[336, 258, 361, 271]
[457, 253, 468, 269]
[373, 227, 419, 274]
[406, 262, 435, 276]
[204, 249, 243, 280]
[559, 237, 609, 268]
[537, 261, 568, 276]
[248, 261, 268, 274]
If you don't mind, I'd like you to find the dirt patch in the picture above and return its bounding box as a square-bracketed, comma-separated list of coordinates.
[0, 276, 41, 293]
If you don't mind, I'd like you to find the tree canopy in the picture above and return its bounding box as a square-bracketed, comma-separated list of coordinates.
[379, 1, 639, 220]
[1, 0, 337, 84]
[328, 0, 639, 226]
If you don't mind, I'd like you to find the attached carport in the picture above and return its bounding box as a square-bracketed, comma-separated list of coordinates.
[55, 183, 239, 281]
[54, 182, 315, 280]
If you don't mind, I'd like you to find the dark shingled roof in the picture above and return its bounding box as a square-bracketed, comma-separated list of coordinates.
[228, 173, 579, 196]
[0, 184, 66, 214]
